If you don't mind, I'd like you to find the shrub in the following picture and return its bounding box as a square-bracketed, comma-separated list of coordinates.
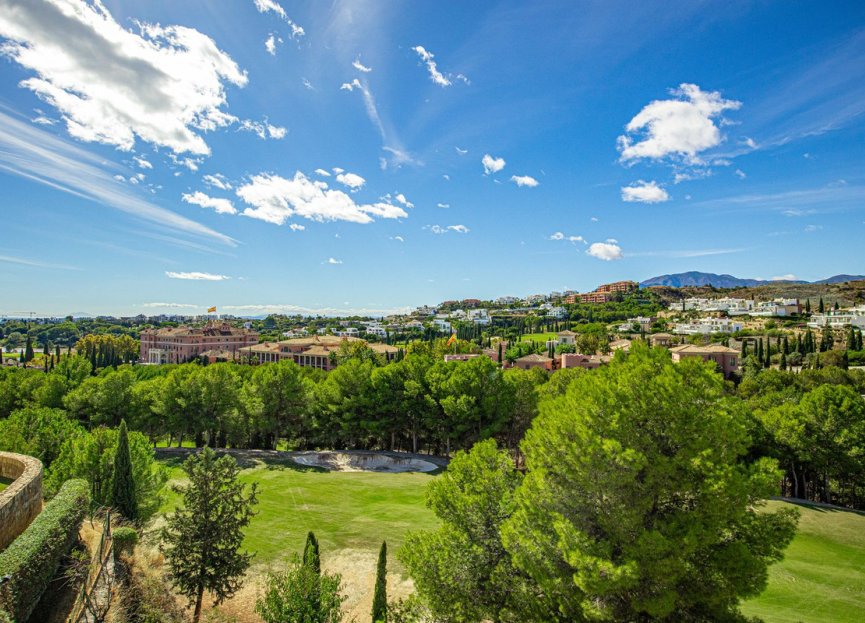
[112, 526, 139, 561]
[0, 479, 90, 622]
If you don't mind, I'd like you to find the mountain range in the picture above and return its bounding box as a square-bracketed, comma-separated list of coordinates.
[639, 272, 865, 288]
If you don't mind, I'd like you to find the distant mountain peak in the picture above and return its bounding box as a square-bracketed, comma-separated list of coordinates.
[639, 271, 863, 288]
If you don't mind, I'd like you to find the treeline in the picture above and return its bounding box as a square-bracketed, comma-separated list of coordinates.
[0, 340, 556, 457]
[3, 338, 865, 509]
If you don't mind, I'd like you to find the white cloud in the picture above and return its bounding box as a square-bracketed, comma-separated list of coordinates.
[314, 168, 330, 177]
[32, 115, 56, 125]
[165, 271, 230, 281]
[618, 84, 741, 163]
[549, 231, 586, 244]
[743, 137, 758, 149]
[203, 173, 232, 190]
[332, 167, 345, 174]
[511, 174, 539, 188]
[327, 257, 343, 265]
[0, 0, 248, 155]
[437, 202, 450, 209]
[429, 224, 469, 234]
[804, 224, 823, 232]
[394, 193, 414, 208]
[253, 0, 304, 37]
[734, 169, 746, 179]
[141, 302, 198, 309]
[352, 58, 372, 73]
[586, 241, 624, 261]
[455, 147, 468, 155]
[235, 172, 407, 225]
[289, 223, 305, 231]
[133, 155, 152, 169]
[265, 33, 282, 56]
[621, 180, 670, 203]
[340, 78, 361, 91]
[335, 172, 366, 190]
[442, 174, 450, 181]
[412, 45, 453, 87]
[391, 235, 405, 242]
[182, 191, 236, 215]
[239, 119, 287, 140]
[302, 78, 314, 91]
[772, 274, 798, 281]
[482, 153, 506, 175]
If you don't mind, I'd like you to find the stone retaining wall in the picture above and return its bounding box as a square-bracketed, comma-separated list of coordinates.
[0, 452, 43, 551]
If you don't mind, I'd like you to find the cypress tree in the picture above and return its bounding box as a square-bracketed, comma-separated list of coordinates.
[371, 541, 388, 623]
[55, 344, 61, 359]
[740, 340, 748, 357]
[779, 352, 787, 370]
[24, 336, 34, 363]
[757, 339, 763, 363]
[783, 335, 789, 355]
[834, 301, 840, 311]
[805, 299, 811, 314]
[818, 297, 824, 313]
[303, 531, 321, 575]
[110, 420, 138, 521]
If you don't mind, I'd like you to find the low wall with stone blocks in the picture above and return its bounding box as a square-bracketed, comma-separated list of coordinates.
[0, 452, 43, 551]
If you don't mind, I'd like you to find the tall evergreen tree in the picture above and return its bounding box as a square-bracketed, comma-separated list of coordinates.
[779, 352, 787, 370]
[783, 335, 789, 355]
[741, 340, 748, 357]
[162, 447, 258, 623]
[303, 531, 321, 575]
[818, 297, 825, 313]
[110, 419, 138, 521]
[371, 541, 388, 623]
[805, 299, 811, 314]
[24, 335, 34, 363]
[757, 339, 764, 363]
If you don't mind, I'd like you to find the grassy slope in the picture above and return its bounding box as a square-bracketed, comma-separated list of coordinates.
[742, 500, 865, 623]
[156, 457, 438, 569]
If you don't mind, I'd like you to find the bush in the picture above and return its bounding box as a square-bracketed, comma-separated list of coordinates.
[0, 479, 90, 622]
[112, 526, 139, 560]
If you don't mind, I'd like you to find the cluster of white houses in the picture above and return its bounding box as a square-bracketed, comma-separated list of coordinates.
[807, 306, 865, 330]
[671, 297, 801, 317]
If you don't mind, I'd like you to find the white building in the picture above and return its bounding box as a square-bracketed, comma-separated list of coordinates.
[617, 316, 654, 332]
[432, 318, 452, 333]
[468, 309, 491, 325]
[808, 307, 865, 330]
[751, 299, 801, 317]
[495, 296, 518, 305]
[671, 298, 754, 315]
[333, 327, 360, 337]
[673, 318, 743, 335]
[548, 306, 567, 319]
[524, 294, 547, 305]
[415, 305, 437, 316]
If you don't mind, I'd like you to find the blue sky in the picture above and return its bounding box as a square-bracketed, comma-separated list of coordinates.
[0, 0, 863, 317]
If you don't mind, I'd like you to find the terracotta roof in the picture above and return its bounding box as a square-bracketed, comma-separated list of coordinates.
[368, 343, 399, 354]
[516, 353, 553, 363]
[670, 344, 738, 354]
[301, 346, 333, 356]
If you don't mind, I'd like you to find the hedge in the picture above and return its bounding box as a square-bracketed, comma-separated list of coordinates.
[0, 478, 90, 623]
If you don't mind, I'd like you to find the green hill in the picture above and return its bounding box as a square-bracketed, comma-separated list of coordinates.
[742, 500, 865, 623]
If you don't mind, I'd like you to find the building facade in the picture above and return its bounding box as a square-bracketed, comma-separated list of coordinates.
[140, 323, 259, 364]
[669, 344, 739, 379]
[239, 335, 398, 371]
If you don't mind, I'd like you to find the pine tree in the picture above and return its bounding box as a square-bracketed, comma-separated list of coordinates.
[303, 531, 321, 575]
[110, 420, 138, 521]
[834, 301, 840, 311]
[371, 541, 388, 623]
[162, 447, 258, 623]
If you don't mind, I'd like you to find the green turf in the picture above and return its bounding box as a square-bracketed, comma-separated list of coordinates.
[519, 332, 558, 343]
[742, 500, 865, 623]
[156, 456, 438, 568]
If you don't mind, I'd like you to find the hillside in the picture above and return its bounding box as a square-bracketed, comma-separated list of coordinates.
[644, 279, 865, 307]
[640, 272, 864, 289]
[743, 500, 865, 623]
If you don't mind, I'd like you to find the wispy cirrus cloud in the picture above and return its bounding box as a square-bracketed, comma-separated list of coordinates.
[165, 271, 230, 281]
[253, 0, 304, 37]
[0, 109, 234, 246]
[0, 251, 79, 270]
[411, 45, 468, 87]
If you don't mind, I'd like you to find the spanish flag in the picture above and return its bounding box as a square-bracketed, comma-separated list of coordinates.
[446, 333, 457, 347]
[207, 306, 217, 313]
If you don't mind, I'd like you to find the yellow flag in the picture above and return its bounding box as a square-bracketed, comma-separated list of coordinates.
[207, 306, 217, 313]
[446, 333, 457, 347]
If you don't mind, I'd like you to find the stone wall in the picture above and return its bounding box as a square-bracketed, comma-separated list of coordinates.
[0, 452, 43, 551]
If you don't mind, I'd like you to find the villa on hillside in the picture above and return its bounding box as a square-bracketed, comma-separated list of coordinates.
[669, 344, 739, 379]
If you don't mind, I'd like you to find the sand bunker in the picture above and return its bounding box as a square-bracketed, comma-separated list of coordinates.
[292, 451, 438, 473]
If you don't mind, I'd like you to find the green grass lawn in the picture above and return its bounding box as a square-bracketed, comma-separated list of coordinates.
[155, 456, 438, 568]
[742, 500, 865, 623]
[519, 332, 558, 343]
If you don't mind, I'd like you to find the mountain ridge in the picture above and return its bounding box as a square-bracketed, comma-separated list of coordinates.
[640, 272, 864, 288]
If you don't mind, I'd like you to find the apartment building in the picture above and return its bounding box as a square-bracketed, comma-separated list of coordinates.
[808, 306, 865, 330]
[673, 318, 743, 335]
[140, 323, 259, 364]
